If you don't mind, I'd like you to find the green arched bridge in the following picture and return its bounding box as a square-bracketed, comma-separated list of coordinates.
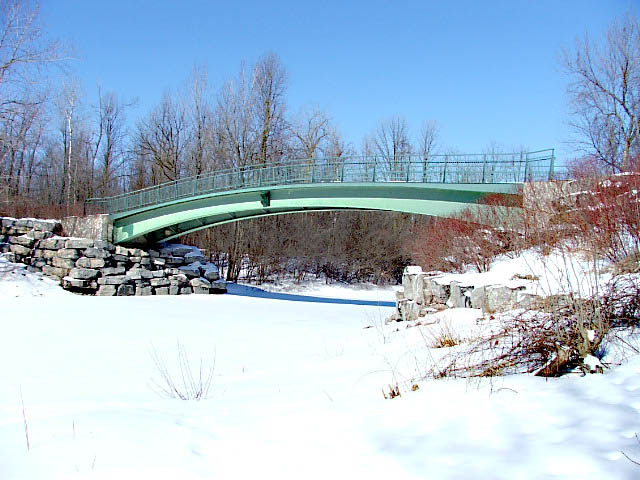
[87, 149, 556, 245]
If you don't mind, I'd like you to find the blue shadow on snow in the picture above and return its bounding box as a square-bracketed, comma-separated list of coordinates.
[226, 282, 395, 307]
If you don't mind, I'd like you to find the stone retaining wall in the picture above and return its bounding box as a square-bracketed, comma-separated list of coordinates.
[0, 216, 226, 296]
[393, 266, 540, 322]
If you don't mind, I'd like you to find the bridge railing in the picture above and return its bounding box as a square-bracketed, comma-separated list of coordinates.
[88, 149, 556, 215]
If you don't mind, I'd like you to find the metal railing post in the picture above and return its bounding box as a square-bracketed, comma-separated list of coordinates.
[442, 157, 448, 183]
[482, 155, 487, 183]
[422, 156, 428, 182]
[548, 149, 555, 180]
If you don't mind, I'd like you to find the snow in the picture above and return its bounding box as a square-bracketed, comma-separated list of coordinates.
[178, 262, 202, 276]
[419, 247, 618, 298]
[0, 258, 74, 298]
[201, 263, 218, 276]
[583, 354, 603, 372]
[404, 265, 423, 275]
[162, 243, 201, 253]
[1, 254, 640, 479]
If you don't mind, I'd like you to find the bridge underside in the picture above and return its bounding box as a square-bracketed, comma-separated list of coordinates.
[111, 182, 521, 245]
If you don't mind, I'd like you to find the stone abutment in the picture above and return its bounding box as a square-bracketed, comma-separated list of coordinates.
[0, 216, 226, 296]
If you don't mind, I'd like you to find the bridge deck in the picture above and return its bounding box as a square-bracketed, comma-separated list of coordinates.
[85, 150, 556, 245]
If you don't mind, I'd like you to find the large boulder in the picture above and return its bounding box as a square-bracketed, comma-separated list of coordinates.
[210, 279, 227, 293]
[62, 276, 93, 289]
[150, 277, 170, 287]
[97, 275, 127, 285]
[126, 267, 154, 281]
[42, 265, 67, 278]
[32, 220, 60, 232]
[83, 247, 111, 259]
[69, 267, 100, 280]
[97, 285, 117, 296]
[117, 284, 135, 296]
[39, 237, 67, 250]
[183, 251, 205, 264]
[190, 277, 212, 294]
[76, 257, 106, 269]
[469, 286, 487, 310]
[101, 266, 125, 276]
[65, 238, 94, 249]
[485, 285, 519, 312]
[9, 235, 36, 248]
[202, 263, 220, 282]
[52, 257, 76, 269]
[56, 248, 80, 259]
[179, 262, 202, 279]
[10, 244, 31, 256]
[135, 286, 153, 296]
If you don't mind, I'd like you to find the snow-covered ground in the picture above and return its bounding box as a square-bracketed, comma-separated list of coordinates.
[1, 255, 640, 479]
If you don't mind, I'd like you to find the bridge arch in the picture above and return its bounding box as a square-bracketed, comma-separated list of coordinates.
[110, 182, 520, 245]
[87, 150, 555, 245]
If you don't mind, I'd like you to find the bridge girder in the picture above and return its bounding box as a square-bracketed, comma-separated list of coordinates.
[110, 182, 521, 245]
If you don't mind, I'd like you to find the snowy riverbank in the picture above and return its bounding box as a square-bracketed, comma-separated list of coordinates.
[1, 254, 640, 479]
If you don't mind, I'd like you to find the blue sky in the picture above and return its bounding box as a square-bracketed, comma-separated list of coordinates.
[41, 0, 636, 163]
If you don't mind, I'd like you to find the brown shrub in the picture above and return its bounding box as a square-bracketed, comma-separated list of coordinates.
[405, 193, 523, 273]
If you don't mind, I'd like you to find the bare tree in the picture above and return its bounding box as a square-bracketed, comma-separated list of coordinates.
[58, 81, 79, 212]
[91, 88, 133, 196]
[417, 120, 439, 181]
[0, 99, 40, 190]
[0, 0, 63, 204]
[252, 52, 287, 165]
[321, 126, 353, 180]
[290, 106, 329, 159]
[216, 64, 256, 169]
[135, 93, 188, 183]
[0, 0, 64, 116]
[372, 115, 412, 179]
[185, 65, 214, 176]
[564, 12, 640, 172]
[323, 126, 352, 159]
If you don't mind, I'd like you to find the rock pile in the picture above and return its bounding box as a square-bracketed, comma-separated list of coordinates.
[393, 265, 540, 322]
[1, 216, 226, 296]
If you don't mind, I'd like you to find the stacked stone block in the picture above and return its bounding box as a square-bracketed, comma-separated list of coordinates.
[392, 265, 540, 322]
[1, 216, 226, 296]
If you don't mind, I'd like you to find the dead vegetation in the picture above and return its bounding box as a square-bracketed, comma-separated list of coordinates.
[149, 341, 216, 401]
[409, 166, 640, 380]
[424, 321, 465, 349]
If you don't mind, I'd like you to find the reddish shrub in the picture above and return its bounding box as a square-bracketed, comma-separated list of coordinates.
[570, 173, 640, 261]
[406, 214, 510, 273]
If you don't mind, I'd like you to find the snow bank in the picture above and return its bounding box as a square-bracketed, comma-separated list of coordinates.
[1, 265, 639, 479]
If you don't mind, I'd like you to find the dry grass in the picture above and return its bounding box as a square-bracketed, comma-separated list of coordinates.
[382, 383, 401, 399]
[149, 341, 216, 401]
[423, 321, 466, 349]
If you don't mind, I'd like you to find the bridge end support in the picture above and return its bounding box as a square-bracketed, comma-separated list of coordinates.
[62, 214, 113, 243]
[260, 191, 271, 207]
